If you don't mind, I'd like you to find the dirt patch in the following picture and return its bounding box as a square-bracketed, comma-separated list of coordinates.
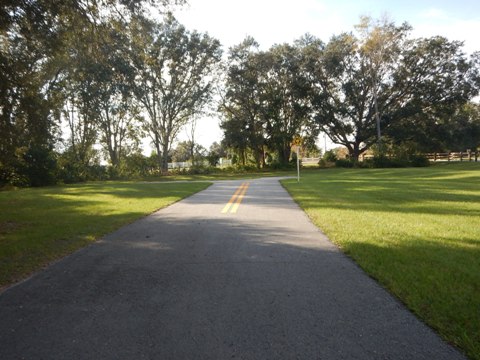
[0, 221, 23, 235]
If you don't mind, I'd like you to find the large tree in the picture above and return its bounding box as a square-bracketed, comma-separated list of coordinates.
[131, 14, 222, 173]
[220, 37, 317, 166]
[310, 18, 480, 160]
[219, 37, 267, 167]
[262, 40, 317, 164]
[86, 19, 141, 168]
[0, 0, 185, 186]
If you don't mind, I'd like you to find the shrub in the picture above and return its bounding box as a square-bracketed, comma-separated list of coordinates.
[268, 161, 295, 170]
[21, 146, 57, 186]
[323, 150, 337, 162]
[335, 159, 355, 168]
[409, 154, 430, 167]
[235, 164, 258, 172]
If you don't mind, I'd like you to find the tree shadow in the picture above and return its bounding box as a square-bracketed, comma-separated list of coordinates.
[0, 209, 468, 360]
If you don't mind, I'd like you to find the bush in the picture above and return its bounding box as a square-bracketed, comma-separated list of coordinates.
[335, 159, 355, 168]
[371, 156, 407, 168]
[323, 150, 337, 162]
[409, 154, 430, 167]
[235, 164, 258, 172]
[21, 146, 57, 186]
[268, 161, 295, 170]
[364, 155, 429, 168]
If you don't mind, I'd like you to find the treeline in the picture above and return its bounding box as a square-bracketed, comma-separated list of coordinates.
[220, 18, 480, 168]
[1, 3, 480, 187]
[1, 0, 221, 186]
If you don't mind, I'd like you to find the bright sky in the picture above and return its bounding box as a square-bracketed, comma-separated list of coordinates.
[164, 0, 480, 150]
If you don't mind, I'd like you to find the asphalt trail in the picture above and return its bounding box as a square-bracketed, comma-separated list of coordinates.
[0, 178, 466, 359]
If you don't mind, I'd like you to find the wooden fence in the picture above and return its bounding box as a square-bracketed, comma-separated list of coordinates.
[358, 151, 479, 162]
[425, 151, 479, 162]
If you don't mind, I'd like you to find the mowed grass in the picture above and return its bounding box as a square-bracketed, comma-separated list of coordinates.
[282, 162, 480, 360]
[144, 169, 296, 182]
[0, 181, 210, 288]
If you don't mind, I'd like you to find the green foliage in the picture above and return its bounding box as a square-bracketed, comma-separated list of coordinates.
[2, 6, 478, 188]
[268, 161, 296, 170]
[335, 159, 355, 168]
[335, 154, 430, 168]
[311, 17, 479, 160]
[323, 150, 338, 162]
[118, 153, 159, 178]
[21, 146, 58, 187]
[0, 0, 187, 188]
[283, 163, 480, 360]
[131, 14, 222, 172]
[220, 36, 318, 167]
[206, 152, 220, 167]
[370, 156, 407, 168]
[206, 141, 227, 167]
[409, 154, 430, 167]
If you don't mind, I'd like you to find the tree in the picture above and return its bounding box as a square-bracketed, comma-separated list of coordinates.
[262, 40, 317, 164]
[0, 0, 66, 185]
[219, 37, 267, 167]
[447, 102, 480, 151]
[355, 16, 408, 151]
[131, 14, 222, 173]
[310, 19, 480, 160]
[170, 140, 206, 163]
[206, 141, 227, 166]
[388, 101, 480, 153]
[220, 37, 317, 166]
[0, 0, 186, 186]
[87, 19, 142, 168]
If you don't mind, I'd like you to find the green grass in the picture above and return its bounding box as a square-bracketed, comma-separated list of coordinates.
[143, 169, 296, 182]
[282, 162, 480, 360]
[0, 181, 210, 288]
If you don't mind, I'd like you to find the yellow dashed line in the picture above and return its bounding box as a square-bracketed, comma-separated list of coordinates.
[221, 182, 250, 214]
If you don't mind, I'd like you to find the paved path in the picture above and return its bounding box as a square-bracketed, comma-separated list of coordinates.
[0, 178, 465, 359]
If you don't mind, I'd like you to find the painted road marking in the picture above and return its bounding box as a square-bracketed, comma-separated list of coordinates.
[222, 182, 250, 214]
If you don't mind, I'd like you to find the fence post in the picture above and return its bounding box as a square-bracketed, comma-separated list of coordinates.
[476, 151, 478, 162]
[447, 152, 451, 162]
[460, 152, 463, 162]
[434, 153, 437, 162]
[468, 150, 472, 162]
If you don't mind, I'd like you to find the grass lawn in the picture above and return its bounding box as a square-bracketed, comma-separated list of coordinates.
[0, 181, 210, 288]
[143, 168, 296, 182]
[282, 162, 480, 360]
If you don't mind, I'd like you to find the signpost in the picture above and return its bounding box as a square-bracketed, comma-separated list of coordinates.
[296, 145, 300, 182]
[292, 136, 303, 183]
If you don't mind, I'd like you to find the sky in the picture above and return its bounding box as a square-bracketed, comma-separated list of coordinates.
[161, 0, 480, 151]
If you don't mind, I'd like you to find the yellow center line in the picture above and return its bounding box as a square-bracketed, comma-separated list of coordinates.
[221, 182, 250, 214]
[230, 182, 250, 214]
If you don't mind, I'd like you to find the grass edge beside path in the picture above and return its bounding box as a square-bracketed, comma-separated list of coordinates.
[0, 181, 211, 290]
[281, 163, 480, 360]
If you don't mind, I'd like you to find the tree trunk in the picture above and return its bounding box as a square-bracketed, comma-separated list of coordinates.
[351, 143, 361, 162]
[154, 140, 162, 173]
[253, 146, 263, 169]
[161, 142, 169, 174]
[278, 144, 291, 165]
[109, 148, 118, 167]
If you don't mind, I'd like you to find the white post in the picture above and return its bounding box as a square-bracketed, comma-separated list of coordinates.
[296, 146, 300, 182]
